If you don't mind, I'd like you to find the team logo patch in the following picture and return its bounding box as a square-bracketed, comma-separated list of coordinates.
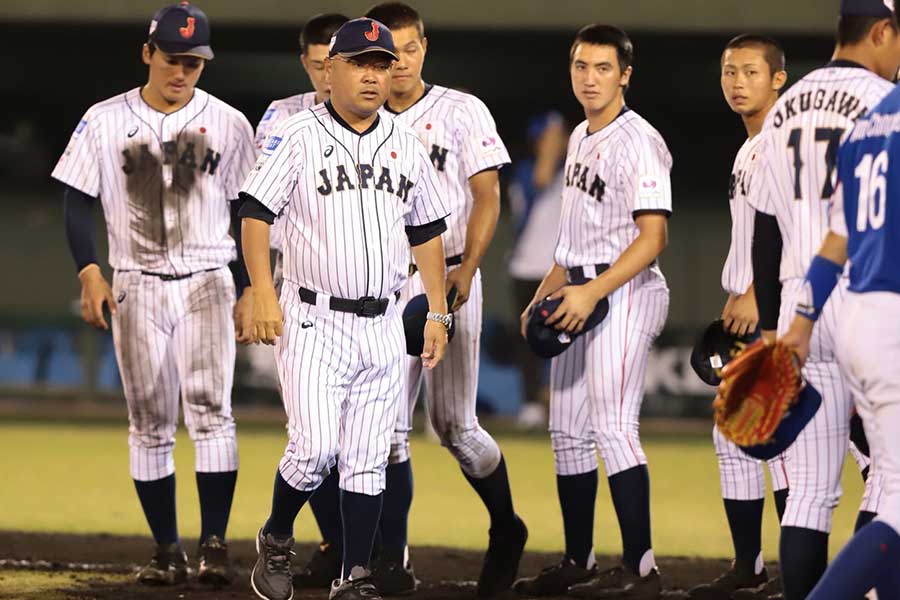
[127, 125, 139, 138]
[324, 145, 334, 157]
[301, 321, 314, 329]
[261, 107, 276, 122]
[148, 19, 158, 36]
[638, 176, 663, 202]
[117, 291, 127, 304]
[262, 135, 283, 156]
[179, 16, 196, 39]
[75, 119, 88, 134]
[364, 21, 380, 42]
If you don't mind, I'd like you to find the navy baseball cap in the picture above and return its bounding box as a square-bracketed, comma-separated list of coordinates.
[525, 291, 610, 359]
[328, 18, 398, 61]
[738, 384, 822, 461]
[148, 2, 214, 60]
[840, 0, 895, 17]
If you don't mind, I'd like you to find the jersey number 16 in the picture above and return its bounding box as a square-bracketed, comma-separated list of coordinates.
[853, 150, 888, 232]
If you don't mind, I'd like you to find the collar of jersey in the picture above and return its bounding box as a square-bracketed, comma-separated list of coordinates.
[135, 86, 200, 117]
[325, 100, 381, 136]
[585, 105, 630, 137]
[824, 58, 868, 70]
[383, 83, 434, 115]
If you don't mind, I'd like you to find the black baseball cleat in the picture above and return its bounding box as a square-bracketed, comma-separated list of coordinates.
[687, 563, 767, 599]
[293, 541, 343, 589]
[513, 558, 597, 596]
[197, 535, 232, 586]
[476, 514, 529, 597]
[251, 528, 295, 600]
[330, 566, 383, 600]
[135, 543, 188, 586]
[370, 556, 418, 596]
[568, 565, 662, 599]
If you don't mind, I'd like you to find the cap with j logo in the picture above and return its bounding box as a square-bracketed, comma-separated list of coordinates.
[328, 17, 398, 61]
[148, 2, 214, 60]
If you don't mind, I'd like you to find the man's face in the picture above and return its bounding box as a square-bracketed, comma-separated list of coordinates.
[721, 47, 782, 116]
[301, 43, 331, 98]
[872, 19, 900, 80]
[389, 26, 427, 95]
[570, 43, 630, 116]
[143, 44, 205, 105]
[326, 52, 394, 117]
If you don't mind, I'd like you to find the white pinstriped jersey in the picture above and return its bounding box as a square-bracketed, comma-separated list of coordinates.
[555, 108, 673, 268]
[721, 135, 765, 295]
[254, 91, 320, 149]
[242, 102, 449, 299]
[254, 91, 320, 251]
[51, 87, 257, 274]
[747, 63, 893, 281]
[382, 84, 510, 258]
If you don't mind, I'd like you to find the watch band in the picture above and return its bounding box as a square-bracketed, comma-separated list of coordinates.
[426, 311, 453, 329]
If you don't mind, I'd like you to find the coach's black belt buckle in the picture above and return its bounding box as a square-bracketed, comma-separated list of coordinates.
[355, 296, 387, 317]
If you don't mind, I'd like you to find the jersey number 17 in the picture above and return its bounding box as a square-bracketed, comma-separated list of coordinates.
[787, 127, 844, 201]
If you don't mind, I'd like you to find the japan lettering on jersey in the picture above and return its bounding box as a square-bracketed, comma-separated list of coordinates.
[254, 91, 320, 251]
[832, 85, 900, 294]
[241, 102, 449, 299]
[555, 108, 673, 268]
[721, 135, 764, 295]
[747, 62, 893, 280]
[382, 85, 510, 258]
[52, 88, 257, 274]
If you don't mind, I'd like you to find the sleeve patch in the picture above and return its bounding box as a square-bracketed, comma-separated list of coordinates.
[261, 107, 276, 122]
[262, 135, 283, 156]
[638, 176, 663, 201]
[75, 119, 88, 134]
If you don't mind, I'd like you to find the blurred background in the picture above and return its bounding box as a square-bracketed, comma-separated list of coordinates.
[0, 0, 842, 420]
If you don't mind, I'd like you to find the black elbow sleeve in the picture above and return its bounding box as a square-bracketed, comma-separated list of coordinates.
[752, 211, 784, 331]
[63, 185, 99, 273]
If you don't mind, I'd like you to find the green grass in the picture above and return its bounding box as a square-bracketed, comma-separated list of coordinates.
[0, 570, 128, 599]
[0, 422, 867, 559]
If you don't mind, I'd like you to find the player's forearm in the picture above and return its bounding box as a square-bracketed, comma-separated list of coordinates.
[460, 171, 501, 272]
[587, 220, 667, 300]
[818, 231, 849, 266]
[63, 185, 99, 274]
[533, 264, 568, 303]
[229, 199, 251, 295]
[411, 236, 449, 314]
[241, 218, 275, 291]
[751, 211, 783, 331]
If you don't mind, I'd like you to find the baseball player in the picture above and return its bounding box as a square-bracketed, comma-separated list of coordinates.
[51, 2, 256, 587]
[747, 1, 900, 598]
[252, 13, 351, 588]
[785, 10, 900, 598]
[514, 24, 672, 600]
[299, 4, 528, 597]
[239, 18, 452, 600]
[688, 35, 790, 600]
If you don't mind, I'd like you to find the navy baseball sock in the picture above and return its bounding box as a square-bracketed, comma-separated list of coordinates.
[779, 526, 828, 600]
[196, 470, 237, 542]
[134, 473, 179, 546]
[724, 499, 764, 573]
[463, 455, 517, 529]
[557, 470, 598, 568]
[309, 467, 344, 547]
[379, 460, 413, 563]
[341, 490, 384, 574]
[773, 488, 788, 522]
[263, 470, 313, 538]
[855, 510, 877, 532]
[608, 465, 653, 576]
[806, 521, 900, 600]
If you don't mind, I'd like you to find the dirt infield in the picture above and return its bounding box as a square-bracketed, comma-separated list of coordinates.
[0, 531, 778, 600]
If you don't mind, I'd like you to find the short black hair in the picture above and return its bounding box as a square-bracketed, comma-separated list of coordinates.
[365, 2, 425, 39]
[569, 24, 633, 71]
[836, 14, 898, 46]
[722, 34, 786, 75]
[299, 13, 349, 55]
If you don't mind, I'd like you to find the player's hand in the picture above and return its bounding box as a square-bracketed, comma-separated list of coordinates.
[778, 316, 815, 367]
[251, 285, 283, 345]
[519, 301, 536, 339]
[546, 284, 601, 333]
[234, 287, 255, 345]
[78, 264, 116, 331]
[445, 265, 475, 311]
[723, 291, 759, 336]
[421, 319, 448, 369]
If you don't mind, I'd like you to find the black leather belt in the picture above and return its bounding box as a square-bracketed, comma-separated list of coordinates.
[298, 287, 398, 318]
[409, 254, 463, 276]
[136, 267, 221, 281]
[567, 264, 610, 281]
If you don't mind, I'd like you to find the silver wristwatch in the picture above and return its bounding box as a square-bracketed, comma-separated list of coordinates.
[426, 311, 453, 329]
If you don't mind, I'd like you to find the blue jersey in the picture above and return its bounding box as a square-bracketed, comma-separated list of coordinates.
[834, 85, 900, 294]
